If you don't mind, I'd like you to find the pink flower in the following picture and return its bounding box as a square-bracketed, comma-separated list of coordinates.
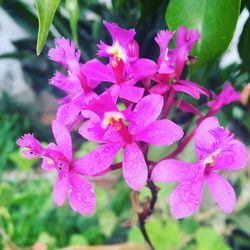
[17, 120, 96, 215]
[207, 83, 240, 114]
[151, 117, 248, 219]
[82, 20, 157, 103]
[150, 27, 208, 100]
[82, 57, 157, 103]
[97, 20, 137, 62]
[75, 94, 183, 191]
[49, 38, 100, 126]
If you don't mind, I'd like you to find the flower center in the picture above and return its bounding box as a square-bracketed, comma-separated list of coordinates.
[102, 111, 132, 142]
[203, 150, 221, 173]
[106, 41, 126, 61]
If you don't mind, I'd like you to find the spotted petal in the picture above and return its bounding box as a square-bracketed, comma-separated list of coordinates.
[52, 120, 72, 161]
[73, 143, 122, 176]
[123, 142, 148, 191]
[69, 173, 96, 215]
[53, 175, 70, 206]
[151, 160, 198, 182]
[170, 166, 205, 219]
[206, 172, 236, 214]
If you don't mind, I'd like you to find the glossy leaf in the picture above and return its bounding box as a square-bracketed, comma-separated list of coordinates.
[34, 0, 61, 55]
[65, 0, 80, 45]
[166, 0, 240, 66]
[238, 17, 250, 72]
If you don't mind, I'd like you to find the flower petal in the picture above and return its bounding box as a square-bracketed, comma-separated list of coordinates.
[128, 94, 163, 134]
[73, 143, 122, 176]
[41, 143, 57, 171]
[195, 117, 219, 159]
[123, 143, 148, 191]
[134, 119, 183, 146]
[215, 139, 248, 170]
[52, 120, 72, 161]
[81, 59, 114, 82]
[119, 85, 144, 102]
[102, 20, 136, 48]
[170, 166, 205, 219]
[151, 160, 199, 182]
[56, 103, 80, 126]
[79, 121, 106, 143]
[53, 175, 70, 206]
[206, 172, 236, 214]
[69, 173, 96, 215]
[129, 58, 158, 80]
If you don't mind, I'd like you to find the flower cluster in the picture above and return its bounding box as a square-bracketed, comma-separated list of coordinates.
[17, 20, 248, 219]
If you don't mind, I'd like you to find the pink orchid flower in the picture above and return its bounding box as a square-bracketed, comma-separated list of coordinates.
[97, 20, 138, 62]
[151, 117, 248, 219]
[207, 83, 240, 115]
[83, 20, 157, 103]
[150, 27, 209, 100]
[75, 94, 183, 191]
[49, 38, 99, 126]
[17, 120, 96, 215]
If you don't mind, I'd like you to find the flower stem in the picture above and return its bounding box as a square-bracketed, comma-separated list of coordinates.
[161, 88, 176, 118]
[138, 181, 159, 250]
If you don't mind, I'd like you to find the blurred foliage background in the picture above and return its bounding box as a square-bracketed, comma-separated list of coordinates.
[0, 0, 250, 249]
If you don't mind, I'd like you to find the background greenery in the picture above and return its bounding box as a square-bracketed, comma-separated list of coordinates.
[0, 0, 249, 249]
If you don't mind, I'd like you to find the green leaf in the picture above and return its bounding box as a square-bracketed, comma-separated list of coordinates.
[65, 0, 80, 46]
[166, 0, 240, 67]
[128, 226, 145, 244]
[195, 227, 231, 250]
[238, 17, 250, 72]
[34, 0, 61, 55]
[69, 234, 88, 246]
[99, 210, 117, 237]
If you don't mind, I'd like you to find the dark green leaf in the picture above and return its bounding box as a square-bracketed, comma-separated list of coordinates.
[65, 0, 80, 45]
[166, 0, 240, 67]
[238, 17, 250, 72]
[34, 0, 61, 55]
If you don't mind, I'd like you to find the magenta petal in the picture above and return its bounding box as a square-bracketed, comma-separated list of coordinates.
[134, 119, 183, 146]
[56, 103, 80, 126]
[155, 30, 174, 56]
[41, 143, 57, 171]
[172, 84, 201, 99]
[170, 166, 205, 219]
[52, 120, 72, 161]
[73, 143, 122, 176]
[195, 117, 219, 159]
[79, 121, 106, 143]
[69, 173, 96, 215]
[103, 20, 136, 48]
[128, 94, 163, 134]
[81, 59, 114, 82]
[21, 150, 41, 159]
[149, 83, 170, 95]
[215, 140, 248, 170]
[175, 99, 203, 116]
[123, 143, 148, 191]
[53, 175, 69, 206]
[178, 80, 209, 97]
[151, 160, 198, 182]
[50, 72, 81, 95]
[206, 172, 236, 214]
[119, 85, 144, 102]
[207, 83, 240, 113]
[129, 58, 158, 80]
[42, 158, 54, 171]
